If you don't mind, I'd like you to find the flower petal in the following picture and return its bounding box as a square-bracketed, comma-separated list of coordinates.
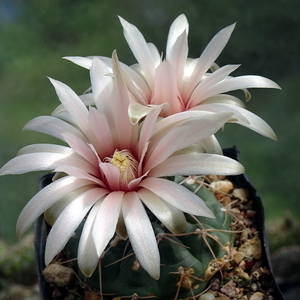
[16, 176, 92, 238]
[191, 75, 281, 103]
[92, 191, 124, 257]
[217, 103, 277, 140]
[138, 188, 186, 234]
[149, 153, 245, 177]
[188, 64, 241, 107]
[122, 192, 160, 279]
[48, 78, 89, 132]
[45, 188, 103, 265]
[23, 116, 88, 143]
[140, 177, 214, 218]
[78, 200, 102, 277]
[182, 23, 236, 99]
[119, 16, 155, 88]
[166, 14, 189, 59]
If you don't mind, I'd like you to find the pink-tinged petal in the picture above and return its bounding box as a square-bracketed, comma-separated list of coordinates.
[167, 30, 188, 86]
[0, 152, 71, 175]
[90, 57, 112, 102]
[151, 61, 182, 115]
[92, 191, 124, 257]
[88, 107, 115, 157]
[119, 16, 155, 88]
[54, 165, 105, 187]
[138, 188, 186, 234]
[196, 135, 223, 155]
[122, 65, 152, 103]
[128, 172, 148, 191]
[188, 64, 241, 107]
[190, 103, 249, 124]
[150, 111, 234, 157]
[213, 103, 277, 140]
[0, 151, 98, 176]
[48, 78, 89, 132]
[62, 132, 98, 166]
[52, 93, 95, 116]
[166, 14, 189, 58]
[44, 184, 99, 226]
[45, 188, 103, 265]
[147, 42, 161, 68]
[78, 200, 102, 277]
[16, 176, 92, 238]
[111, 51, 134, 148]
[201, 94, 246, 108]
[122, 192, 160, 279]
[99, 162, 120, 191]
[137, 106, 162, 160]
[23, 116, 88, 143]
[191, 75, 281, 104]
[144, 126, 187, 171]
[63, 56, 94, 69]
[17, 144, 74, 156]
[149, 153, 245, 178]
[128, 102, 158, 125]
[140, 178, 214, 218]
[182, 23, 236, 99]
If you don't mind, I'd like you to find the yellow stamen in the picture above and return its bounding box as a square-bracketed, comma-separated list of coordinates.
[111, 151, 131, 172]
[106, 150, 138, 186]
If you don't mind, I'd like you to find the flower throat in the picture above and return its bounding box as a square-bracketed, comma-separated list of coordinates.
[107, 150, 138, 186]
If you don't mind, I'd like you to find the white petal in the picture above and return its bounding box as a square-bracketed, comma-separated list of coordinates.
[52, 93, 95, 116]
[16, 176, 92, 238]
[90, 57, 112, 101]
[182, 23, 236, 99]
[119, 16, 155, 87]
[122, 192, 160, 279]
[45, 188, 103, 265]
[78, 201, 102, 277]
[23, 116, 88, 143]
[0, 151, 97, 176]
[188, 64, 241, 107]
[167, 31, 188, 83]
[144, 125, 188, 171]
[138, 188, 186, 234]
[17, 144, 74, 156]
[92, 191, 124, 257]
[63, 56, 94, 69]
[193, 75, 281, 102]
[0, 152, 71, 175]
[166, 14, 189, 58]
[215, 103, 277, 139]
[48, 78, 89, 132]
[149, 153, 245, 177]
[140, 178, 214, 218]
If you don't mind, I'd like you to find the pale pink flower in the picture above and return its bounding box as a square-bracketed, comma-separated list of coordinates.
[65, 14, 280, 141]
[0, 53, 244, 279]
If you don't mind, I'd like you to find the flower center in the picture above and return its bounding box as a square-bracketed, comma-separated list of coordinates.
[109, 150, 138, 186]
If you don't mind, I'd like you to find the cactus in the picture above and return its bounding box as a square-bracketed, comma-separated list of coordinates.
[58, 175, 234, 300]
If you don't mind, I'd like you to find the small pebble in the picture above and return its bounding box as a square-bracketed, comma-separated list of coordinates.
[199, 292, 215, 300]
[249, 291, 265, 300]
[42, 263, 73, 287]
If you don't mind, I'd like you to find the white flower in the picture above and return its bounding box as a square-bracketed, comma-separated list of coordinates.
[0, 53, 245, 279]
[65, 14, 280, 141]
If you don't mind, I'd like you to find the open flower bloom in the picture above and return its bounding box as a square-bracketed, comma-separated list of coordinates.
[65, 14, 280, 141]
[0, 53, 245, 280]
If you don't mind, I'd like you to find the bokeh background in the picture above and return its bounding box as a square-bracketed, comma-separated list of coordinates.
[0, 0, 299, 243]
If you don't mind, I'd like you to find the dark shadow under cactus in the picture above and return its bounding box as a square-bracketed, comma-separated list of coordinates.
[34, 148, 285, 300]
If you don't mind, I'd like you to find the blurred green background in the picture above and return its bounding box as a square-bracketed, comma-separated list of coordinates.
[0, 0, 299, 243]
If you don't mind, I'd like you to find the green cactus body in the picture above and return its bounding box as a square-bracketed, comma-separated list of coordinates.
[65, 176, 233, 299]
